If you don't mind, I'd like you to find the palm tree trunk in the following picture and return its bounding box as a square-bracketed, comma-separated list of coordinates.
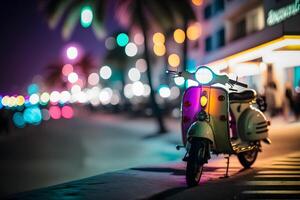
[182, 17, 188, 89]
[137, 2, 167, 134]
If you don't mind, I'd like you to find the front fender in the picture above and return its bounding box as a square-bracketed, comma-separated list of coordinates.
[187, 121, 214, 143]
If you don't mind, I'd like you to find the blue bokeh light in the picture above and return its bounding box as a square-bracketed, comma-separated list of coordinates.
[27, 84, 39, 95]
[13, 112, 26, 128]
[23, 106, 42, 125]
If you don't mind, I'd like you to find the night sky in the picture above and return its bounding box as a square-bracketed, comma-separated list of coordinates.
[0, 0, 115, 94]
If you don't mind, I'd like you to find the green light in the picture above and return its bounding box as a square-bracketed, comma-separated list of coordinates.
[116, 33, 129, 47]
[80, 6, 93, 28]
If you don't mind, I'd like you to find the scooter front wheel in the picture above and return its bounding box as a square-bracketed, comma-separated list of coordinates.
[237, 148, 258, 169]
[186, 140, 206, 187]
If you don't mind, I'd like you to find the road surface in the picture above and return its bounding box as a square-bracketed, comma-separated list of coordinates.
[1, 113, 300, 199]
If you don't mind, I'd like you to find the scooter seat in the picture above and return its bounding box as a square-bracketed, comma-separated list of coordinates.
[229, 90, 256, 102]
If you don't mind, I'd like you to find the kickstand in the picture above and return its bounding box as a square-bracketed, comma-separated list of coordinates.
[224, 155, 230, 178]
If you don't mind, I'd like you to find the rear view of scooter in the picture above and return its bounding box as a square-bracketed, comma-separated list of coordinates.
[168, 66, 271, 187]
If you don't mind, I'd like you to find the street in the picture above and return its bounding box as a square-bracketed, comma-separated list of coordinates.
[1, 112, 300, 199]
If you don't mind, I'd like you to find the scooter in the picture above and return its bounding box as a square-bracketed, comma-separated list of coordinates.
[167, 66, 271, 187]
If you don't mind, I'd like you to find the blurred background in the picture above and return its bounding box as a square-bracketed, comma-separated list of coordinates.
[0, 0, 300, 197]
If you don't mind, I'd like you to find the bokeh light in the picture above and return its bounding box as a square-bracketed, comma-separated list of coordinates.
[128, 68, 141, 82]
[62, 64, 73, 76]
[50, 91, 60, 103]
[124, 84, 133, 99]
[153, 32, 165, 45]
[40, 92, 50, 105]
[66, 46, 78, 60]
[192, 0, 203, 6]
[68, 72, 79, 83]
[168, 54, 180, 67]
[99, 88, 113, 105]
[13, 112, 25, 128]
[71, 85, 81, 94]
[135, 59, 147, 73]
[134, 33, 144, 45]
[27, 84, 39, 95]
[60, 91, 71, 104]
[99, 65, 112, 80]
[23, 106, 42, 125]
[29, 94, 39, 105]
[88, 73, 100, 86]
[2, 96, 10, 107]
[16, 95, 25, 106]
[159, 85, 171, 98]
[125, 42, 138, 57]
[174, 77, 185, 86]
[8, 96, 17, 107]
[0, 96, 2, 109]
[143, 84, 151, 97]
[41, 109, 50, 121]
[173, 29, 185, 44]
[187, 23, 202, 41]
[105, 37, 116, 50]
[80, 6, 93, 28]
[170, 86, 180, 99]
[153, 44, 166, 56]
[61, 106, 74, 119]
[132, 81, 144, 96]
[49, 106, 61, 120]
[116, 33, 129, 47]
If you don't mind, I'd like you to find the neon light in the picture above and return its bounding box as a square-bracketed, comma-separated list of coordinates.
[267, 0, 300, 26]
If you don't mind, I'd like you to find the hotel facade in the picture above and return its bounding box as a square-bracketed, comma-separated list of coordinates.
[191, 0, 300, 107]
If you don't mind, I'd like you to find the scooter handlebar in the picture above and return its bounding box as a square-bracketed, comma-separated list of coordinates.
[228, 79, 248, 88]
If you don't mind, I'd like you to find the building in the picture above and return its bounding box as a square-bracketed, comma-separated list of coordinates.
[192, 0, 300, 107]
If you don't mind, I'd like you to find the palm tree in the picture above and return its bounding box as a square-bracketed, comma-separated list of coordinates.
[39, 0, 196, 134]
[44, 54, 96, 89]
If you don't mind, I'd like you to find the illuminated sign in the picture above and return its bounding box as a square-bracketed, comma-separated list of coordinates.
[267, 0, 300, 26]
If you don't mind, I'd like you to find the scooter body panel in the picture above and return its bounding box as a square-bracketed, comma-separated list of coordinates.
[230, 103, 269, 141]
[182, 86, 234, 154]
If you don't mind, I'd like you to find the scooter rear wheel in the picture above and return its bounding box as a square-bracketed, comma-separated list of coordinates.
[186, 140, 205, 187]
[237, 148, 258, 168]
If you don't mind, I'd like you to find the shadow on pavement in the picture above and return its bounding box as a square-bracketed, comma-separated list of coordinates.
[131, 167, 185, 176]
[141, 187, 188, 200]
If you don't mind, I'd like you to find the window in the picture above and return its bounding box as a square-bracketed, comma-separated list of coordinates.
[216, 28, 225, 47]
[214, 0, 224, 13]
[204, 0, 225, 19]
[205, 36, 212, 52]
[204, 5, 212, 19]
[234, 18, 246, 40]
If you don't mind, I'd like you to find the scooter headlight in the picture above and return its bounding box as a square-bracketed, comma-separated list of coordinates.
[195, 67, 213, 84]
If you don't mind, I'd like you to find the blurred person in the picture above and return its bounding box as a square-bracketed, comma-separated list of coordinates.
[265, 82, 277, 117]
[283, 82, 294, 120]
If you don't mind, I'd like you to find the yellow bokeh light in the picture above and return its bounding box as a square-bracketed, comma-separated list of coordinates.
[1, 96, 10, 106]
[8, 96, 17, 107]
[153, 32, 165, 45]
[153, 44, 166, 56]
[173, 29, 185, 44]
[192, 0, 203, 6]
[168, 54, 180, 68]
[16, 95, 25, 106]
[187, 23, 202, 41]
